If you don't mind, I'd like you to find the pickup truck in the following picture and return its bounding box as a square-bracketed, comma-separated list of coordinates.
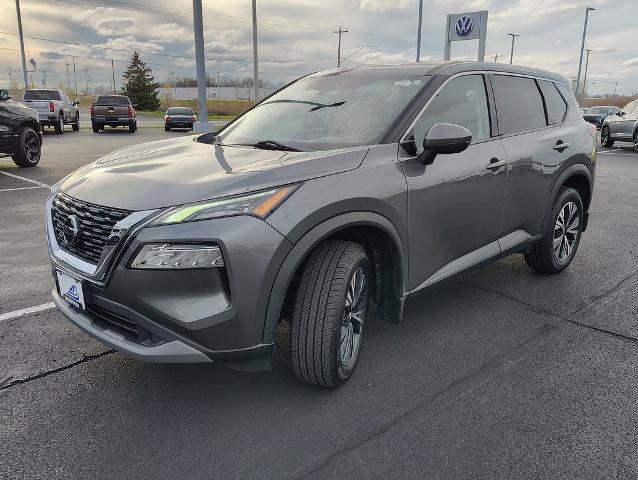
[90, 95, 137, 133]
[22, 89, 80, 134]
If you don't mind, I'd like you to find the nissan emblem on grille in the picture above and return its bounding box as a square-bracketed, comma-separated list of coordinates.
[63, 214, 80, 245]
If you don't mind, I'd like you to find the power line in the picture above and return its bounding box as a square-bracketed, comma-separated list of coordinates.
[0, 31, 334, 64]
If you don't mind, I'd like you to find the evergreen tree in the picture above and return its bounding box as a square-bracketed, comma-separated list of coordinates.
[121, 51, 160, 110]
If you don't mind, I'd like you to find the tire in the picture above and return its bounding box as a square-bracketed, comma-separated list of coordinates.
[54, 113, 64, 134]
[72, 112, 79, 131]
[12, 126, 41, 167]
[601, 126, 614, 147]
[129, 122, 137, 133]
[91, 122, 99, 133]
[633, 130, 638, 152]
[290, 240, 370, 387]
[165, 125, 170, 132]
[524, 187, 583, 274]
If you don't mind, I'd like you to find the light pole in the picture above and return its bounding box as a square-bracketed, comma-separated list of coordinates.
[416, 0, 424, 62]
[15, 0, 28, 89]
[192, 0, 209, 131]
[252, 0, 259, 102]
[582, 48, 592, 98]
[575, 7, 595, 98]
[334, 26, 349, 68]
[507, 33, 519, 64]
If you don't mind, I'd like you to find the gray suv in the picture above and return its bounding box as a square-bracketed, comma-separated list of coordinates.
[601, 99, 638, 150]
[46, 62, 596, 387]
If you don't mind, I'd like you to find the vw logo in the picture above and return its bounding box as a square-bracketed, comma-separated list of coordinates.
[455, 15, 473, 37]
[63, 214, 81, 245]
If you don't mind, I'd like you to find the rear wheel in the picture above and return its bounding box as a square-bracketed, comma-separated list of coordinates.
[72, 112, 80, 131]
[601, 126, 614, 147]
[91, 122, 99, 133]
[524, 187, 583, 274]
[633, 130, 638, 152]
[290, 240, 370, 388]
[129, 122, 137, 133]
[12, 126, 41, 167]
[54, 113, 65, 134]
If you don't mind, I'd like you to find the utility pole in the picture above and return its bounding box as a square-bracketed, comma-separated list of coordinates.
[575, 7, 595, 98]
[111, 59, 116, 94]
[416, 0, 423, 62]
[582, 48, 592, 98]
[83, 67, 89, 93]
[65, 61, 71, 89]
[613, 81, 618, 97]
[507, 33, 519, 64]
[8, 66, 13, 88]
[334, 26, 348, 68]
[252, 0, 259, 102]
[42, 70, 46, 87]
[72, 56, 78, 95]
[493, 53, 499, 63]
[15, 0, 29, 89]
[192, 0, 209, 131]
[217, 71, 221, 100]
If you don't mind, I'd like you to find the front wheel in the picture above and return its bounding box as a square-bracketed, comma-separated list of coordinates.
[601, 126, 614, 147]
[72, 112, 80, 131]
[633, 130, 638, 152]
[12, 126, 41, 167]
[524, 187, 583, 274]
[290, 240, 370, 388]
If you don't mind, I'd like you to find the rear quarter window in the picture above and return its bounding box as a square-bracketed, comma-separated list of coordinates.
[492, 75, 546, 135]
[538, 80, 567, 125]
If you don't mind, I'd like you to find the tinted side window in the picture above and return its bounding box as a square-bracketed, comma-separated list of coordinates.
[538, 80, 567, 125]
[413, 74, 490, 152]
[492, 75, 546, 134]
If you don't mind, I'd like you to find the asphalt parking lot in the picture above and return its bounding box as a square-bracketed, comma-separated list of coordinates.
[1, 128, 638, 479]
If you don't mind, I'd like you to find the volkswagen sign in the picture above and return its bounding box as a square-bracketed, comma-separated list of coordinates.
[455, 15, 473, 37]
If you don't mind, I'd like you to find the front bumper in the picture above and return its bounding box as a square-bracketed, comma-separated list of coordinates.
[47, 198, 293, 369]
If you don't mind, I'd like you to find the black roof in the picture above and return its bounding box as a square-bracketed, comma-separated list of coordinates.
[312, 61, 568, 85]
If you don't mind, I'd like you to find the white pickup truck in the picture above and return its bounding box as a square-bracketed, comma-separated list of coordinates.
[22, 89, 80, 134]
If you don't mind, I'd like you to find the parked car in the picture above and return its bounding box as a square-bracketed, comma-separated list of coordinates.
[47, 63, 596, 387]
[22, 89, 79, 134]
[0, 89, 42, 167]
[582, 105, 621, 128]
[601, 99, 638, 150]
[90, 95, 137, 133]
[165, 107, 196, 131]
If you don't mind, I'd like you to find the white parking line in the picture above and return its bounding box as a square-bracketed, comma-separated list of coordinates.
[0, 302, 56, 323]
[598, 151, 637, 156]
[0, 170, 51, 188]
[0, 185, 48, 192]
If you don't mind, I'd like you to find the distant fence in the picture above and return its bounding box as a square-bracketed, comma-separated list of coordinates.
[158, 86, 278, 102]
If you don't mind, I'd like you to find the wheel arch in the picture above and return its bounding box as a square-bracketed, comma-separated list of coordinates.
[262, 211, 406, 345]
[19, 118, 41, 134]
[542, 163, 592, 235]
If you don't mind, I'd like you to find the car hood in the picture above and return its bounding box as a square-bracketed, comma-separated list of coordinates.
[59, 135, 369, 211]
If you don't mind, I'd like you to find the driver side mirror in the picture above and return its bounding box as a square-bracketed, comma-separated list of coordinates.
[73, 98, 80, 106]
[419, 122, 472, 165]
[0, 89, 10, 101]
[618, 111, 626, 116]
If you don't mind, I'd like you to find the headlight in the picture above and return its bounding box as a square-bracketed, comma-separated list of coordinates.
[152, 184, 299, 225]
[130, 243, 224, 269]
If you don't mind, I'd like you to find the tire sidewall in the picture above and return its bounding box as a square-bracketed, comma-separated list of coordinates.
[546, 188, 583, 270]
[335, 256, 370, 382]
[15, 127, 41, 167]
[601, 126, 612, 147]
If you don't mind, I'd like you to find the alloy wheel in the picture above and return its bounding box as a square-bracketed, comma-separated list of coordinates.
[24, 130, 40, 163]
[601, 128, 609, 145]
[340, 266, 367, 367]
[553, 201, 579, 262]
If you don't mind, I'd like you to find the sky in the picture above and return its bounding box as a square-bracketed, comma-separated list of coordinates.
[1, 0, 638, 96]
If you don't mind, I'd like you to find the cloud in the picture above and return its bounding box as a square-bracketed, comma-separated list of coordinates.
[72, 8, 138, 36]
[151, 23, 191, 42]
[96, 37, 165, 55]
[359, 0, 411, 12]
[357, 50, 414, 64]
[621, 58, 638, 67]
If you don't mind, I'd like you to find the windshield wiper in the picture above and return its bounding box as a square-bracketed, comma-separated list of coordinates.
[308, 101, 345, 112]
[252, 140, 301, 152]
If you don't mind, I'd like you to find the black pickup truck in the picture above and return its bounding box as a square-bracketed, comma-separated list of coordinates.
[0, 89, 42, 167]
[90, 95, 137, 133]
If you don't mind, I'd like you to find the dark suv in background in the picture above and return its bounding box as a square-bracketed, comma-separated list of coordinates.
[0, 89, 42, 167]
[47, 62, 596, 387]
[601, 99, 638, 150]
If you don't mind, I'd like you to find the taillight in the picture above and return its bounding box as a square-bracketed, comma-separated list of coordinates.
[191, 116, 196, 122]
[49, 102, 54, 112]
[90, 104, 94, 116]
[586, 122, 597, 137]
[127, 105, 133, 117]
[165, 116, 172, 122]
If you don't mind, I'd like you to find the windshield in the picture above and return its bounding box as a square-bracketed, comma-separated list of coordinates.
[589, 107, 610, 114]
[167, 108, 194, 115]
[24, 90, 60, 101]
[96, 96, 130, 105]
[219, 74, 428, 150]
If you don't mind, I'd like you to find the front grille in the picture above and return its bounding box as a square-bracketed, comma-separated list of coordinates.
[52, 192, 131, 265]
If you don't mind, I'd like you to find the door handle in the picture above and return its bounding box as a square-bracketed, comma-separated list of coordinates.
[486, 157, 506, 171]
[553, 141, 570, 152]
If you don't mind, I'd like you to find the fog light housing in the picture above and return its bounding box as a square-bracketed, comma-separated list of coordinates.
[130, 243, 224, 269]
